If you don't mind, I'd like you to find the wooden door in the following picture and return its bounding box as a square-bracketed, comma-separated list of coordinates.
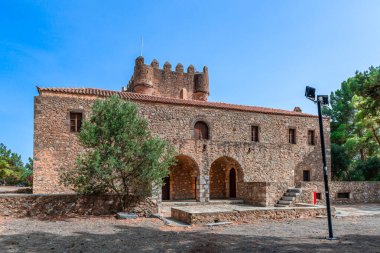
[162, 176, 170, 200]
[229, 168, 236, 198]
[194, 122, 209, 140]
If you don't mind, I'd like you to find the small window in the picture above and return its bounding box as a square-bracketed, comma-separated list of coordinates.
[289, 128, 296, 144]
[316, 193, 322, 200]
[70, 112, 83, 132]
[251, 126, 259, 142]
[194, 121, 209, 140]
[303, 170, 310, 181]
[337, 192, 350, 199]
[308, 130, 315, 145]
[180, 88, 187, 99]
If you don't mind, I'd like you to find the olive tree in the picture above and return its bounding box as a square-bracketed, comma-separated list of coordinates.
[61, 95, 176, 210]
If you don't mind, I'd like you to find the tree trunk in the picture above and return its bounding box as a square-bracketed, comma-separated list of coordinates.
[360, 149, 365, 160]
[121, 194, 126, 211]
[371, 126, 380, 146]
[117, 193, 126, 212]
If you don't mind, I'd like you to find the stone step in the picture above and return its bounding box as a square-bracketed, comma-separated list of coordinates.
[150, 214, 190, 227]
[278, 200, 292, 205]
[284, 192, 300, 197]
[276, 187, 303, 207]
[287, 188, 302, 193]
[282, 196, 295, 201]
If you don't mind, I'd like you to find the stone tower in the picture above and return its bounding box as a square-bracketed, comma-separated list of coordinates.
[126, 56, 209, 101]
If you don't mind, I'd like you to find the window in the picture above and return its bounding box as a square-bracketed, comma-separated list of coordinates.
[289, 128, 296, 144]
[251, 126, 259, 142]
[180, 88, 187, 99]
[337, 192, 350, 199]
[316, 193, 322, 200]
[308, 130, 315, 145]
[194, 121, 209, 140]
[70, 112, 83, 132]
[303, 170, 310, 181]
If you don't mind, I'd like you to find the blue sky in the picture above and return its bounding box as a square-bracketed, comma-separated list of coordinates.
[1, 0, 380, 162]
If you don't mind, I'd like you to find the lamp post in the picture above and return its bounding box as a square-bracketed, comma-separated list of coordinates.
[305, 86, 336, 240]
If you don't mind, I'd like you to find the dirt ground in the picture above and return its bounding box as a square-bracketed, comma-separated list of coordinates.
[0, 213, 379, 253]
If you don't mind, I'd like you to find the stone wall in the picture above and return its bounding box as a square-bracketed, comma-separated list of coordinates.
[33, 95, 93, 194]
[240, 182, 268, 206]
[241, 182, 291, 206]
[137, 99, 330, 190]
[0, 194, 158, 218]
[297, 181, 380, 205]
[33, 91, 330, 206]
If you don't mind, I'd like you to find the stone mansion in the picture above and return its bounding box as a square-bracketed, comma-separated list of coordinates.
[33, 56, 331, 207]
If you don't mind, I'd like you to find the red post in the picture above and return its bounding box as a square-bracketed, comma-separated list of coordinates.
[313, 192, 317, 205]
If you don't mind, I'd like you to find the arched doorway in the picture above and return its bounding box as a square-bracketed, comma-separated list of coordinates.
[162, 176, 170, 200]
[229, 168, 236, 198]
[209, 156, 243, 199]
[162, 155, 199, 201]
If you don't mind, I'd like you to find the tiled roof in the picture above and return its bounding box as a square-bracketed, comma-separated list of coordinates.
[36, 87, 318, 118]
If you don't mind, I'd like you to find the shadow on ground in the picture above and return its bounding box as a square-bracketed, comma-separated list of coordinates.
[0, 223, 379, 253]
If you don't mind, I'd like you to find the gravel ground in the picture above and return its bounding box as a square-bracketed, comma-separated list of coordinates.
[0, 214, 379, 253]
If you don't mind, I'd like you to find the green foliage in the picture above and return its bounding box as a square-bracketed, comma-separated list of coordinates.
[21, 157, 34, 186]
[352, 157, 380, 181]
[330, 144, 350, 181]
[0, 143, 33, 186]
[60, 95, 176, 210]
[325, 66, 380, 181]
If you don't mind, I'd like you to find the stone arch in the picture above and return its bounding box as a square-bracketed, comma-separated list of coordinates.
[209, 156, 244, 199]
[162, 154, 200, 201]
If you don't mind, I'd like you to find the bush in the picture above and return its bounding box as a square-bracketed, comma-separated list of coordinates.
[353, 157, 380, 181]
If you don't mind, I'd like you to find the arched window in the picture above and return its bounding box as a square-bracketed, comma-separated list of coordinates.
[194, 121, 209, 140]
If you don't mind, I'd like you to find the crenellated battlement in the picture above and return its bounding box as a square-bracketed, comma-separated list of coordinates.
[126, 56, 209, 101]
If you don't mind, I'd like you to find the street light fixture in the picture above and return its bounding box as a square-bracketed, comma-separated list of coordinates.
[305, 86, 336, 240]
[305, 86, 316, 101]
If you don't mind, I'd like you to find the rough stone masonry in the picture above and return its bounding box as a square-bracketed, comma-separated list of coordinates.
[33, 56, 333, 207]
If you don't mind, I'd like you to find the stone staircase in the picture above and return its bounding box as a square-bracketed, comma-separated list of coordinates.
[275, 188, 302, 207]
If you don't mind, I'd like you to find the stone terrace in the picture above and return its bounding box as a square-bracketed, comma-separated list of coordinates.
[170, 203, 330, 224]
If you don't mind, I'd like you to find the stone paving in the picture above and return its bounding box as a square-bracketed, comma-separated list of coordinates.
[334, 203, 380, 217]
[160, 199, 244, 217]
